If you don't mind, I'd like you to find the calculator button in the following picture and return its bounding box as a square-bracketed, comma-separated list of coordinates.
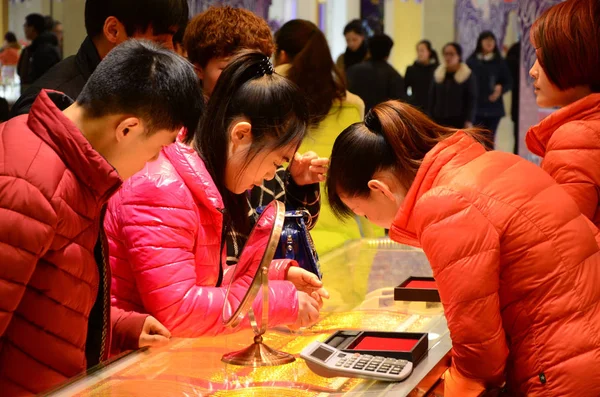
[390, 369, 401, 375]
[337, 353, 346, 358]
[335, 362, 344, 367]
[377, 367, 391, 373]
[362, 355, 373, 359]
[353, 364, 366, 370]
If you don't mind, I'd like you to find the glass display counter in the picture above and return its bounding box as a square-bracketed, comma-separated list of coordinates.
[46, 239, 450, 397]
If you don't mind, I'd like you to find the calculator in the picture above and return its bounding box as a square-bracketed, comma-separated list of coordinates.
[300, 341, 413, 382]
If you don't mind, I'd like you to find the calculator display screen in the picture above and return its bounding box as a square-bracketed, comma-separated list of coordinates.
[311, 346, 335, 361]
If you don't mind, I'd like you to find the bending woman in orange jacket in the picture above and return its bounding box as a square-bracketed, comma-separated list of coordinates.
[326, 101, 600, 396]
[526, 0, 600, 227]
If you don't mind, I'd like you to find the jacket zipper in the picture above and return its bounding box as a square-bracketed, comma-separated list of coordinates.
[216, 208, 227, 288]
[97, 208, 110, 362]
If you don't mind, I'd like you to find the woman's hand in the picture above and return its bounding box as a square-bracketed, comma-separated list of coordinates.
[289, 291, 321, 330]
[286, 267, 330, 309]
[488, 84, 503, 102]
[289, 152, 329, 186]
[138, 316, 171, 348]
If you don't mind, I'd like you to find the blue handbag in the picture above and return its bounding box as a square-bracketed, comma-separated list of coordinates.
[277, 209, 323, 280]
[257, 207, 322, 279]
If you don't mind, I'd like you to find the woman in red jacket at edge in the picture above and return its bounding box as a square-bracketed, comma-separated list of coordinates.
[326, 101, 600, 396]
[526, 0, 600, 227]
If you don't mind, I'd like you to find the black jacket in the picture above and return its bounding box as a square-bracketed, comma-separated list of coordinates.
[11, 37, 101, 118]
[428, 63, 478, 126]
[16, 32, 61, 87]
[405, 61, 438, 112]
[466, 53, 512, 118]
[346, 59, 406, 113]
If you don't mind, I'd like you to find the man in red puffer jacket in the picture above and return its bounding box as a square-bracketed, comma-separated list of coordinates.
[0, 40, 203, 395]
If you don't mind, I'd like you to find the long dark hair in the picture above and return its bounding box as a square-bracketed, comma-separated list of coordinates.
[275, 20, 346, 127]
[326, 101, 485, 218]
[417, 39, 439, 65]
[472, 30, 501, 59]
[193, 50, 310, 233]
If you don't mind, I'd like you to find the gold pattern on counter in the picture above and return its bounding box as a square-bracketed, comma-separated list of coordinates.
[212, 387, 318, 397]
[404, 315, 433, 332]
[306, 310, 412, 333]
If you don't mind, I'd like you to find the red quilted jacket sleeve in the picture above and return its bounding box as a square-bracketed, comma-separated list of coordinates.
[0, 176, 56, 339]
[416, 187, 508, 394]
[540, 121, 600, 221]
[109, 306, 148, 355]
[109, 188, 299, 337]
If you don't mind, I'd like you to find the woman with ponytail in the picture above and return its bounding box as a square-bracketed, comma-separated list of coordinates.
[274, 19, 383, 254]
[105, 51, 328, 337]
[327, 101, 600, 396]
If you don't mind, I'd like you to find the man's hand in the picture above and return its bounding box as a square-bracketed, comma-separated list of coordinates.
[289, 152, 329, 186]
[488, 84, 503, 103]
[138, 316, 171, 349]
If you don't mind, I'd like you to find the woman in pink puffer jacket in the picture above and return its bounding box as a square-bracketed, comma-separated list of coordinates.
[105, 52, 327, 337]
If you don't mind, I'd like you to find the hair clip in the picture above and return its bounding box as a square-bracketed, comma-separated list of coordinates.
[257, 56, 274, 77]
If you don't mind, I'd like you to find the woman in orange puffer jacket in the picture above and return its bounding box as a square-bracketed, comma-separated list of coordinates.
[526, 0, 600, 227]
[327, 101, 600, 396]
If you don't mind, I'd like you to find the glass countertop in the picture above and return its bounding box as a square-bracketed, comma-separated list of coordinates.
[47, 239, 450, 397]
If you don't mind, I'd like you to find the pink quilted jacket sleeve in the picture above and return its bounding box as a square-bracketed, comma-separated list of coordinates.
[416, 187, 508, 392]
[222, 259, 298, 286]
[109, 183, 299, 338]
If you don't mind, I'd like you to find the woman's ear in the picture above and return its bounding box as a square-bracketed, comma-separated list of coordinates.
[367, 179, 396, 202]
[276, 50, 291, 66]
[229, 121, 252, 154]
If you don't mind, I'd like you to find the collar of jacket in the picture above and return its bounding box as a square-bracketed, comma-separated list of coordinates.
[434, 63, 472, 84]
[389, 131, 486, 247]
[526, 93, 600, 157]
[76, 36, 102, 83]
[25, 89, 123, 203]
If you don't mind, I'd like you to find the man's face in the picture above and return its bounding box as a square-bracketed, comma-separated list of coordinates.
[195, 56, 231, 97]
[23, 22, 36, 41]
[53, 23, 64, 44]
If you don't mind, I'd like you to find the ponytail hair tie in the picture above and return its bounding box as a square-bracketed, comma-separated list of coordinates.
[256, 56, 274, 77]
[364, 110, 383, 134]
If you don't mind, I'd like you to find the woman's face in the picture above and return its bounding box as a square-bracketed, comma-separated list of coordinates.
[225, 121, 297, 194]
[529, 58, 590, 108]
[481, 37, 496, 54]
[417, 43, 430, 63]
[443, 46, 460, 68]
[345, 31, 364, 52]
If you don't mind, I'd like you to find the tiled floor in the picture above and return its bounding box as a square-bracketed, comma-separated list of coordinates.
[494, 94, 516, 153]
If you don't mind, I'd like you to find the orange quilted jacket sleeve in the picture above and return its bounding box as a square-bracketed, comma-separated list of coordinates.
[415, 187, 508, 393]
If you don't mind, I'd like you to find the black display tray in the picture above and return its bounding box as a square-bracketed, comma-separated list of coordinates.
[324, 330, 428, 364]
[394, 276, 440, 302]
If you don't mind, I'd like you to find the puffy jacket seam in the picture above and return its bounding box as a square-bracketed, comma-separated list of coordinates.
[3, 338, 71, 379]
[130, 257, 194, 273]
[0, 239, 39, 259]
[37, 257, 96, 290]
[24, 283, 90, 317]
[0, 372, 38, 394]
[547, 122, 600, 152]
[436, 247, 498, 290]
[22, 140, 44, 179]
[144, 277, 197, 301]
[13, 311, 85, 351]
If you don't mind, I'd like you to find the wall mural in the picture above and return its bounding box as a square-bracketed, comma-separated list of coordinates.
[516, 0, 562, 160]
[455, 0, 517, 60]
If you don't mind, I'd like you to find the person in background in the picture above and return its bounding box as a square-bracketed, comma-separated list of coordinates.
[275, 19, 380, 254]
[17, 13, 61, 90]
[106, 51, 327, 337]
[184, 6, 323, 264]
[347, 33, 406, 113]
[467, 31, 512, 149]
[10, 0, 188, 118]
[505, 41, 520, 155]
[526, 0, 600, 228]
[53, 19, 64, 58]
[326, 100, 600, 397]
[0, 40, 201, 396]
[405, 39, 439, 112]
[429, 42, 477, 129]
[335, 19, 368, 79]
[0, 32, 21, 66]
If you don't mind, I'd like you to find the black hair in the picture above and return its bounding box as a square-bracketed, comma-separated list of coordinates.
[275, 19, 346, 127]
[25, 14, 47, 34]
[473, 30, 501, 58]
[77, 39, 203, 138]
[443, 42, 463, 62]
[4, 32, 17, 43]
[368, 34, 394, 61]
[194, 50, 309, 234]
[44, 16, 54, 31]
[173, 24, 186, 46]
[84, 0, 189, 38]
[344, 19, 365, 36]
[417, 39, 439, 65]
